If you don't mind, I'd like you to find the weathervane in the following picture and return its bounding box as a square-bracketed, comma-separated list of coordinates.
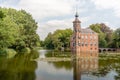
[75, 0, 79, 17]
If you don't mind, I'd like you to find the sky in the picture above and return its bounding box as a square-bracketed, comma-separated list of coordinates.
[0, 0, 120, 40]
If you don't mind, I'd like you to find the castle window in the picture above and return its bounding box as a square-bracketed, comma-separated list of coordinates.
[90, 36, 92, 39]
[94, 42, 97, 46]
[73, 37, 75, 39]
[73, 43, 75, 46]
[74, 29, 77, 32]
[90, 44, 93, 46]
[81, 42, 84, 46]
[85, 36, 88, 39]
[94, 44, 96, 46]
[78, 30, 81, 32]
[82, 42, 84, 46]
[82, 44, 84, 46]
[91, 53, 92, 56]
[81, 36, 84, 39]
[78, 36, 80, 39]
[78, 43, 81, 46]
[84, 42, 88, 46]
[85, 44, 87, 46]
[94, 36, 97, 39]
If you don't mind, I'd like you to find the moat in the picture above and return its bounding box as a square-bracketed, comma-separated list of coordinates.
[0, 50, 120, 80]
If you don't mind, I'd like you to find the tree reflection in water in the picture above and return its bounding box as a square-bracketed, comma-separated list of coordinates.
[41, 51, 120, 80]
[0, 51, 39, 80]
[94, 55, 120, 80]
[1, 50, 120, 80]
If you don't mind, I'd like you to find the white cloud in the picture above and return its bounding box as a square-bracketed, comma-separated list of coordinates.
[17, 0, 77, 21]
[37, 18, 73, 40]
[3, 0, 114, 40]
[0, 0, 98, 40]
[37, 16, 90, 40]
[17, 0, 88, 40]
[0, 0, 18, 8]
[91, 0, 120, 17]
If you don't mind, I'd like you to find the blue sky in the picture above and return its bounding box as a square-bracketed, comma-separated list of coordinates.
[0, 0, 120, 40]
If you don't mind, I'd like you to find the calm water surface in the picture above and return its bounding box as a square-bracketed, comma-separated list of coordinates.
[0, 50, 120, 80]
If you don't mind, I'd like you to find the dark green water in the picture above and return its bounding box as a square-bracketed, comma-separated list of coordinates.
[0, 50, 120, 80]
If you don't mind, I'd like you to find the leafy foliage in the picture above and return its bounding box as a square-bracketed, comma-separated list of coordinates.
[0, 8, 40, 53]
[90, 23, 113, 48]
[44, 23, 119, 50]
[111, 28, 120, 48]
[44, 29, 73, 51]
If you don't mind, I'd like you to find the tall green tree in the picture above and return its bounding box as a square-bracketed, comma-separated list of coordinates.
[44, 32, 54, 49]
[0, 8, 40, 52]
[0, 10, 5, 19]
[90, 23, 113, 48]
[44, 29, 73, 51]
[90, 23, 106, 48]
[112, 28, 120, 48]
[0, 15, 19, 49]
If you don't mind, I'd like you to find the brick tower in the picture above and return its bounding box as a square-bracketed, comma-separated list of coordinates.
[71, 12, 81, 54]
[70, 12, 98, 58]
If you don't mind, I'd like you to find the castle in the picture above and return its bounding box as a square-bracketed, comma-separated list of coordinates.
[70, 12, 98, 57]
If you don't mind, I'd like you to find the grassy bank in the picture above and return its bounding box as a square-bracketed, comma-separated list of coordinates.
[99, 52, 120, 60]
[0, 47, 35, 58]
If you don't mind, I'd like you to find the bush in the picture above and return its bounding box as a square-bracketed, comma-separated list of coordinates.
[0, 49, 7, 55]
[0, 48, 17, 58]
[6, 49, 17, 58]
[65, 48, 71, 52]
[21, 47, 31, 54]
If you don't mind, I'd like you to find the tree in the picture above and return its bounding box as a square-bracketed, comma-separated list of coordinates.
[44, 29, 73, 51]
[112, 28, 120, 48]
[0, 16, 19, 49]
[90, 23, 113, 48]
[90, 23, 106, 48]
[100, 23, 113, 45]
[0, 10, 5, 19]
[0, 7, 40, 53]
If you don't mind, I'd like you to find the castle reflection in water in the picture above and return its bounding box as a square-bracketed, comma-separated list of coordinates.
[72, 52, 98, 80]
